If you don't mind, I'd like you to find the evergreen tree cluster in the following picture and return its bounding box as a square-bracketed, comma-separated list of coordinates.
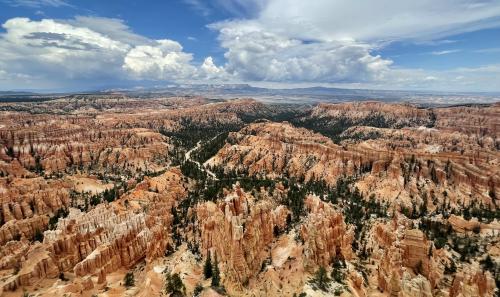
[159, 120, 240, 149]
[419, 218, 452, 249]
[284, 184, 307, 222]
[203, 252, 222, 289]
[480, 255, 500, 289]
[460, 199, 499, 222]
[165, 272, 185, 296]
[180, 160, 207, 181]
[48, 208, 70, 230]
[123, 271, 135, 288]
[192, 132, 229, 163]
[330, 177, 388, 240]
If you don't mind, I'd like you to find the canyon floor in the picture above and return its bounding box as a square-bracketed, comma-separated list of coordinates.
[0, 95, 498, 297]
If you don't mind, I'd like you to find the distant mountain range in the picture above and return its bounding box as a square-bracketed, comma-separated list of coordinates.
[114, 84, 500, 105]
[1, 84, 499, 105]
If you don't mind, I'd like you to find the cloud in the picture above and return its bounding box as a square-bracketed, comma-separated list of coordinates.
[123, 40, 229, 81]
[473, 47, 500, 53]
[430, 49, 461, 55]
[212, 0, 267, 17]
[199, 56, 228, 79]
[182, 0, 212, 17]
[415, 39, 458, 46]
[211, 22, 392, 83]
[123, 40, 196, 80]
[0, 18, 128, 81]
[0, 17, 224, 90]
[1, 1, 500, 91]
[65, 16, 152, 46]
[348, 64, 500, 92]
[248, 0, 500, 43]
[206, 0, 500, 90]
[3, 0, 71, 8]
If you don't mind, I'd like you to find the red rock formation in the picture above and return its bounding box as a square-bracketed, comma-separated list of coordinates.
[450, 269, 497, 297]
[300, 195, 353, 269]
[0, 177, 71, 245]
[196, 184, 288, 287]
[0, 215, 48, 245]
[209, 120, 499, 213]
[369, 217, 447, 296]
[310, 101, 434, 128]
[1, 243, 59, 291]
[0, 168, 184, 293]
[401, 229, 430, 276]
[0, 239, 30, 270]
[0, 99, 497, 296]
[434, 103, 500, 137]
[207, 121, 384, 185]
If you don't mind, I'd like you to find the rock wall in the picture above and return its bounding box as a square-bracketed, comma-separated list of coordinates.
[196, 185, 288, 287]
[300, 195, 353, 269]
[450, 269, 497, 297]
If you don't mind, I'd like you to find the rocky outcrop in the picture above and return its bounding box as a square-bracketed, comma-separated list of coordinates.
[300, 195, 353, 269]
[0, 99, 497, 296]
[43, 170, 184, 279]
[0, 98, 269, 177]
[1, 243, 59, 291]
[450, 269, 497, 297]
[196, 184, 288, 287]
[434, 103, 500, 137]
[0, 239, 30, 270]
[0, 214, 48, 245]
[370, 217, 447, 296]
[401, 229, 431, 276]
[209, 120, 499, 213]
[43, 206, 153, 277]
[0, 177, 71, 244]
[309, 101, 434, 128]
[1, 127, 170, 175]
[0, 168, 184, 293]
[207, 121, 384, 185]
[400, 272, 433, 297]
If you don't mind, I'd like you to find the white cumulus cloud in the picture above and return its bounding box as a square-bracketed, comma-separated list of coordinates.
[0, 17, 129, 85]
[0, 17, 224, 89]
[2, 0, 500, 91]
[211, 23, 392, 83]
[123, 40, 196, 80]
[206, 0, 500, 90]
[200, 56, 227, 79]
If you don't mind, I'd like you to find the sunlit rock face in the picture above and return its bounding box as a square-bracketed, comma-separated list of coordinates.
[196, 185, 288, 287]
[0, 167, 184, 293]
[209, 108, 498, 212]
[0, 97, 497, 296]
[300, 196, 354, 269]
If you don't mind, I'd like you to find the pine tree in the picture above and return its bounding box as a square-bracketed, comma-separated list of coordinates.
[420, 193, 428, 216]
[445, 159, 452, 179]
[331, 259, 345, 283]
[124, 271, 135, 288]
[165, 272, 185, 296]
[312, 266, 329, 291]
[211, 254, 221, 287]
[33, 229, 44, 242]
[204, 253, 213, 279]
[193, 283, 203, 296]
[430, 165, 438, 184]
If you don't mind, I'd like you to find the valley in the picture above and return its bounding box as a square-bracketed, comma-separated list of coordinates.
[0, 95, 498, 297]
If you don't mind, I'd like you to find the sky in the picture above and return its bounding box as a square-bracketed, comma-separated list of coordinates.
[0, 0, 500, 92]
